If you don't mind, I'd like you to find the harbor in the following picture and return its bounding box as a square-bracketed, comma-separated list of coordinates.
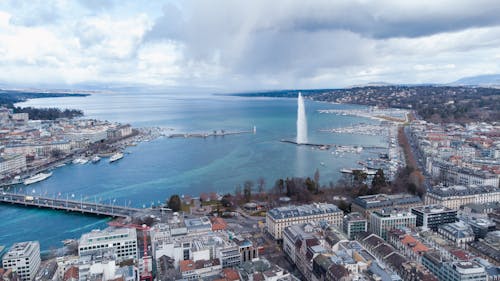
[2, 93, 389, 250]
[317, 107, 410, 123]
[319, 123, 390, 136]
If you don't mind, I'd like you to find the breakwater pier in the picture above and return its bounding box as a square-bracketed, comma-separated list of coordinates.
[168, 127, 256, 139]
[280, 139, 385, 150]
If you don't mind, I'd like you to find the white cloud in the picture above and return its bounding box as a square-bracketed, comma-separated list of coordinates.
[0, 1, 500, 90]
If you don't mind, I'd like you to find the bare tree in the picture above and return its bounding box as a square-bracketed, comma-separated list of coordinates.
[257, 177, 265, 193]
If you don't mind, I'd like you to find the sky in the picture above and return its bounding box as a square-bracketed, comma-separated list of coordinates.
[1, 0, 500, 92]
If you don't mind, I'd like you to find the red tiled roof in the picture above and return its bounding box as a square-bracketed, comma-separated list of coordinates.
[63, 266, 79, 281]
[211, 217, 228, 231]
[179, 260, 195, 272]
[222, 268, 240, 281]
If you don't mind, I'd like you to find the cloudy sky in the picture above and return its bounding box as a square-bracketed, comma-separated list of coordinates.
[1, 0, 500, 91]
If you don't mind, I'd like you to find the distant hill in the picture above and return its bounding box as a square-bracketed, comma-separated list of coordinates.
[0, 89, 89, 107]
[233, 85, 500, 123]
[450, 74, 500, 86]
[348, 82, 394, 88]
[0, 90, 88, 120]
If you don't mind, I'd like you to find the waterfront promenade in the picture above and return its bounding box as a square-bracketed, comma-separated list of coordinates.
[0, 191, 141, 218]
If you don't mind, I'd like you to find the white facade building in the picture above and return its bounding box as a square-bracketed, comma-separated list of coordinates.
[369, 208, 417, 239]
[0, 153, 26, 178]
[78, 228, 138, 261]
[2, 241, 41, 281]
[266, 203, 343, 240]
[425, 185, 500, 210]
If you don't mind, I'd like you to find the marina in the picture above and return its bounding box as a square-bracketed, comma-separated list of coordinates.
[319, 123, 390, 136]
[318, 107, 410, 123]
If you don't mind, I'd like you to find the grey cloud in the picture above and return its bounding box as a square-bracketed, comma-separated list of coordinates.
[141, 0, 500, 84]
[283, 1, 500, 39]
[143, 3, 184, 41]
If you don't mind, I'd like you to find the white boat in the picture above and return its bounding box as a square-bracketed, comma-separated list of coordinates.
[72, 158, 88, 165]
[340, 168, 353, 174]
[109, 152, 124, 163]
[91, 156, 101, 163]
[62, 239, 76, 246]
[24, 172, 53, 185]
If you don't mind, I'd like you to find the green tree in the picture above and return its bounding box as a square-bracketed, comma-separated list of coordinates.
[408, 183, 418, 195]
[257, 177, 265, 193]
[337, 200, 350, 213]
[235, 185, 242, 198]
[167, 194, 182, 212]
[352, 170, 368, 184]
[314, 168, 320, 189]
[243, 180, 253, 202]
[371, 169, 387, 189]
[274, 179, 285, 195]
[305, 177, 316, 193]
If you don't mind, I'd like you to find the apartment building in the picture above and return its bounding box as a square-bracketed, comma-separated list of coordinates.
[266, 203, 343, 240]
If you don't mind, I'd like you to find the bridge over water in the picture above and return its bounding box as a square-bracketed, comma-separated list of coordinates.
[0, 192, 143, 218]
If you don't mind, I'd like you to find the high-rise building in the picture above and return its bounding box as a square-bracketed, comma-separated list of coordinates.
[369, 208, 416, 239]
[342, 212, 367, 240]
[411, 205, 457, 231]
[78, 228, 138, 260]
[2, 241, 41, 281]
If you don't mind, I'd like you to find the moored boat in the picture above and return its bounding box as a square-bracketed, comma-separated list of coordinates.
[91, 156, 101, 163]
[24, 172, 53, 185]
[109, 152, 124, 163]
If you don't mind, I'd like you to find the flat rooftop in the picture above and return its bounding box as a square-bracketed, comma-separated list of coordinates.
[79, 228, 136, 247]
[412, 204, 455, 214]
[268, 203, 341, 220]
[3, 241, 39, 259]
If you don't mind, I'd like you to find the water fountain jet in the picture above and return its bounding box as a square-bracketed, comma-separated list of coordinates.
[296, 92, 308, 144]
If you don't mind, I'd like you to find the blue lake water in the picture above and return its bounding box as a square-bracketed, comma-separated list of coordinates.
[1, 93, 384, 251]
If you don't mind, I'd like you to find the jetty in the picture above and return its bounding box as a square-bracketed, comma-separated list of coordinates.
[280, 139, 331, 150]
[168, 127, 256, 139]
[0, 192, 141, 218]
[280, 139, 385, 150]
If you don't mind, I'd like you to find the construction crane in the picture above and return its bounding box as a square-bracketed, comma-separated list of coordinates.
[108, 221, 152, 281]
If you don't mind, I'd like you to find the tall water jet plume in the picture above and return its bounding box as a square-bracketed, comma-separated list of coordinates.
[296, 92, 308, 144]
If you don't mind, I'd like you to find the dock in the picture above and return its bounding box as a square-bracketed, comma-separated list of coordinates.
[280, 139, 385, 150]
[168, 127, 256, 139]
[0, 192, 141, 218]
[280, 139, 331, 149]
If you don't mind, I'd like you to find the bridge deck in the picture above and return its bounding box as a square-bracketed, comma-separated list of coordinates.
[0, 192, 142, 218]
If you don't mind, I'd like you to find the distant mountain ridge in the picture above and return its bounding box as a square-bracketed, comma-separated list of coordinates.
[450, 74, 500, 86]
